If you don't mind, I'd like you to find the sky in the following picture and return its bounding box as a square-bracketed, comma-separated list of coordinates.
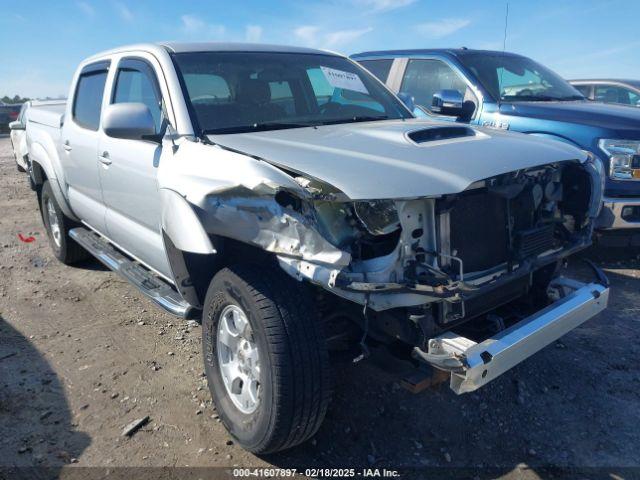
[1, 0, 639, 98]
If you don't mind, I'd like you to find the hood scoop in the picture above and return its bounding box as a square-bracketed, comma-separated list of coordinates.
[408, 126, 476, 144]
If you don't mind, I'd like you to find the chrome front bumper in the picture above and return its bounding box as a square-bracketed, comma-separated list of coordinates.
[416, 277, 609, 394]
[596, 196, 640, 229]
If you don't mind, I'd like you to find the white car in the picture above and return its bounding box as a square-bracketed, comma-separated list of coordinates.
[10, 100, 65, 172]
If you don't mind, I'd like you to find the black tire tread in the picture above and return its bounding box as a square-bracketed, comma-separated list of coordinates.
[40, 181, 88, 265]
[213, 264, 331, 453]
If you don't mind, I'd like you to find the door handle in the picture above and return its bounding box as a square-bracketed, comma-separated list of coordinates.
[63, 141, 72, 152]
[98, 151, 112, 165]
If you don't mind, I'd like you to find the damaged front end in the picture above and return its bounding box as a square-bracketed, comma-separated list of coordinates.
[166, 138, 607, 393]
[278, 155, 604, 312]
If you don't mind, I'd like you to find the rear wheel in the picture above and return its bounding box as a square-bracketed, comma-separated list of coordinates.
[202, 264, 332, 453]
[40, 180, 88, 265]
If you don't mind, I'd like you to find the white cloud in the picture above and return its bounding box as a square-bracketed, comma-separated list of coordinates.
[181, 14, 225, 38]
[354, 0, 417, 13]
[77, 1, 94, 17]
[325, 27, 373, 48]
[415, 18, 471, 38]
[294, 25, 372, 49]
[245, 25, 263, 43]
[115, 2, 134, 22]
[294, 25, 321, 46]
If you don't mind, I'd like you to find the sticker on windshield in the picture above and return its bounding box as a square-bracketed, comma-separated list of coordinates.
[320, 66, 369, 94]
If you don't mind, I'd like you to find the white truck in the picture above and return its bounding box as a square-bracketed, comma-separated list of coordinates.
[24, 42, 608, 453]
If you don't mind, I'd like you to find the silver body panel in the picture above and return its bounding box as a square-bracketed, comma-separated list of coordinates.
[209, 121, 587, 200]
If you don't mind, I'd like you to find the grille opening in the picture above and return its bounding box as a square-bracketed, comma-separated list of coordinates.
[408, 126, 476, 144]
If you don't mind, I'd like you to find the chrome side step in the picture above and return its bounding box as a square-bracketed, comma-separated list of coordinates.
[69, 227, 193, 318]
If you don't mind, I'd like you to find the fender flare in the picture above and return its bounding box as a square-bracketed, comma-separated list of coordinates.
[29, 141, 79, 222]
[160, 189, 216, 308]
[160, 188, 215, 254]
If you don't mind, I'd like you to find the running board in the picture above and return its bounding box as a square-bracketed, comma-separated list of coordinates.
[69, 227, 193, 318]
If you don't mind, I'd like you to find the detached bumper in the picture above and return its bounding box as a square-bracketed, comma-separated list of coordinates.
[415, 277, 609, 394]
[596, 196, 640, 230]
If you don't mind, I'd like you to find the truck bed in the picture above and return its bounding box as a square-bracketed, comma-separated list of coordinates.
[27, 102, 66, 129]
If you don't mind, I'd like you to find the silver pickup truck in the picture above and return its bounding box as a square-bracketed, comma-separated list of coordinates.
[25, 42, 608, 454]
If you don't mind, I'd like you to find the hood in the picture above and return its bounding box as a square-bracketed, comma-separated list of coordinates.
[501, 101, 640, 137]
[208, 119, 586, 200]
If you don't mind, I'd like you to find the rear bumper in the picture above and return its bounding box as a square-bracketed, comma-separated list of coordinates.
[596, 196, 640, 230]
[415, 277, 609, 394]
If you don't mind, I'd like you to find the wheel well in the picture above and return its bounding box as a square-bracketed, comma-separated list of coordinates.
[30, 160, 47, 189]
[169, 235, 279, 308]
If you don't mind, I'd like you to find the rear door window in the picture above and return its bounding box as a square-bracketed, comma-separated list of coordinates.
[595, 85, 639, 105]
[73, 64, 109, 131]
[358, 59, 393, 83]
[573, 84, 592, 98]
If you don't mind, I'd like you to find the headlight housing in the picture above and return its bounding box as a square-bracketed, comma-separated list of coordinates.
[354, 200, 400, 236]
[598, 139, 640, 181]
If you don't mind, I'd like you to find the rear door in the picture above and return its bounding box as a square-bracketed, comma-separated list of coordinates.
[61, 61, 110, 233]
[97, 54, 171, 278]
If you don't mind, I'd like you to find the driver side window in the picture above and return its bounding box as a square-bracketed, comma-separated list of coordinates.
[112, 59, 163, 133]
[400, 59, 470, 113]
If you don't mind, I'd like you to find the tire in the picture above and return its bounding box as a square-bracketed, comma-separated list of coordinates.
[40, 180, 88, 265]
[202, 264, 332, 454]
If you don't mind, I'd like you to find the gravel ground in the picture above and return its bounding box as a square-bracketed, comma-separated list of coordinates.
[1, 135, 639, 479]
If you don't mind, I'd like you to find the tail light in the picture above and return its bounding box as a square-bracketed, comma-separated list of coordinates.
[9, 110, 19, 121]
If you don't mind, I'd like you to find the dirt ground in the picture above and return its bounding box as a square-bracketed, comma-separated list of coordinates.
[1, 135, 639, 479]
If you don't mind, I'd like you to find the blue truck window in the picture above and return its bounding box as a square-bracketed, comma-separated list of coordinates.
[400, 59, 467, 111]
[358, 59, 393, 83]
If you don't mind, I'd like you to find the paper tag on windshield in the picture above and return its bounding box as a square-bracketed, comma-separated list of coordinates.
[320, 66, 369, 94]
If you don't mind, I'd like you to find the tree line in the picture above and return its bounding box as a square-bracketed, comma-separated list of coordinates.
[1, 95, 31, 104]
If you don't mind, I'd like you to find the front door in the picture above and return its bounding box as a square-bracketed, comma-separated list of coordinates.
[397, 58, 479, 122]
[98, 56, 171, 278]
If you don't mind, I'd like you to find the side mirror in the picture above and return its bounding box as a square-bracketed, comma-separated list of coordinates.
[432, 89, 464, 117]
[102, 103, 157, 141]
[9, 121, 25, 131]
[397, 92, 415, 112]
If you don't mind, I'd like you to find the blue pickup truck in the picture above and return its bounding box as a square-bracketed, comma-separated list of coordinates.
[351, 49, 640, 246]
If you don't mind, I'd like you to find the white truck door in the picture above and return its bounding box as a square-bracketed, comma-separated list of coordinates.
[61, 61, 110, 234]
[97, 55, 172, 279]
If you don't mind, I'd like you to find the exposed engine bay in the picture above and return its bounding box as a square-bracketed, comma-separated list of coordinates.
[277, 158, 600, 318]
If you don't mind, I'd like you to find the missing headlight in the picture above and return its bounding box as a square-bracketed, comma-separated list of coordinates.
[354, 200, 401, 236]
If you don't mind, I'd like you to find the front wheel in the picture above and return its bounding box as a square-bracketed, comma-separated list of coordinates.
[202, 264, 332, 453]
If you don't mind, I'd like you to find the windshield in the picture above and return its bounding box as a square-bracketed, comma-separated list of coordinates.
[458, 53, 585, 102]
[172, 51, 411, 135]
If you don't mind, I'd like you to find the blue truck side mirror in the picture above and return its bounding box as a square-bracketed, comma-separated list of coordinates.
[432, 89, 464, 117]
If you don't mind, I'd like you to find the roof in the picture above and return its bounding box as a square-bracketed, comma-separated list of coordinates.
[569, 79, 640, 89]
[160, 41, 338, 56]
[84, 42, 341, 62]
[351, 48, 525, 59]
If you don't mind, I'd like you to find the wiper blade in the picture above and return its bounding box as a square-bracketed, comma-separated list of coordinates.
[203, 122, 317, 135]
[320, 115, 389, 126]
